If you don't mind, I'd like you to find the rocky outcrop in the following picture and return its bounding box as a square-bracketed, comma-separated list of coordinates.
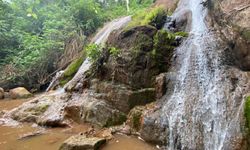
[95, 25, 175, 89]
[155, 73, 167, 99]
[90, 80, 155, 113]
[211, 0, 250, 70]
[9, 87, 32, 99]
[0, 87, 4, 99]
[6, 89, 126, 127]
[59, 135, 106, 150]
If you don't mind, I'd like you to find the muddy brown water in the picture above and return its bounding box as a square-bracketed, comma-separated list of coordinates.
[0, 98, 157, 150]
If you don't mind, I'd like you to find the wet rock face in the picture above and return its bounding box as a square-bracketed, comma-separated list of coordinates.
[9, 87, 32, 99]
[211, 0, 250, 70]
[59, 135, 106, 150]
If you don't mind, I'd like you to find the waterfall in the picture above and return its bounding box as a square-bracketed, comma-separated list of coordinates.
[64, 16, 131, 91]
[160, 0, 249, 149]
[126, 0, 130, 12]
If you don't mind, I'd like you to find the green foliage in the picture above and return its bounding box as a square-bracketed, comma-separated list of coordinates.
[0, 0, 154, 89]
[154, 30, 175, 49]
[244, 96, 250, 130]
[100, 0, 154, 20]
[109, 46, 120, 57]
[152, 30, 175, 71]
[126, 7, 167, 29]
[143, 7, 166, 29]
[175, 31, 189, 37]
[86, 44, 102, 62]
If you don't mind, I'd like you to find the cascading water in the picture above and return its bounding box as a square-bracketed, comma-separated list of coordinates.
[63, 16, 131, 90]
[126, 0, 130, 12]
[160, 0, 249, 149]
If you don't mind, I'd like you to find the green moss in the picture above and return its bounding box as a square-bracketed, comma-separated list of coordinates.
[132, 111, 142, 130]
[126, 7, 167, 30]
[59, 77, 71, 86]
[154, 30, 175, 48]
[242, 30, 250, 41]
[26, 104, 50, 115]
[63, 57, 84, 77]
[58, 55, 85, 86]
[175, 31, 189, 37]
[37, 104, 50, 113]
[105, 113, 127, 127]
[244, 96, 250, 130]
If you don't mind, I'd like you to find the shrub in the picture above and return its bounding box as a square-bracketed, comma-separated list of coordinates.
[143, 7, 167, 29]
[86, 44, 102, 62]
[109, 46, 120, 57]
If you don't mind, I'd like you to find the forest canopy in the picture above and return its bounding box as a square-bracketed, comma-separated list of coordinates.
[0, 0, 153, 90]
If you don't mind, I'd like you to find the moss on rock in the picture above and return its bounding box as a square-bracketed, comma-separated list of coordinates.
[127, 106, 145, 131]
[105, 113, 127, 127]
[64, 57, 84, 77]
[241, 30, 250, 42]
[126, 7, 167, 30]
[59, 56, 84, 86]
[244, 96, 250, 130]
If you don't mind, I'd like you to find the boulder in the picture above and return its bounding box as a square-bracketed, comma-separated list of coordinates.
[127, 106, 145, 131]
[7, 92, 68, 127]
[9, 87, 32, 99]
[155, 73, 167, 99]
[0, 87, 4, 99]
[64, 93, 127, 127]
[130, 103, 169, 145]
[140, 110, 169, 145]
[59, 135, 106, 150]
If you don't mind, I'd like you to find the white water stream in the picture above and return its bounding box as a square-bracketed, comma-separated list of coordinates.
[63, 16, 131, 90]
